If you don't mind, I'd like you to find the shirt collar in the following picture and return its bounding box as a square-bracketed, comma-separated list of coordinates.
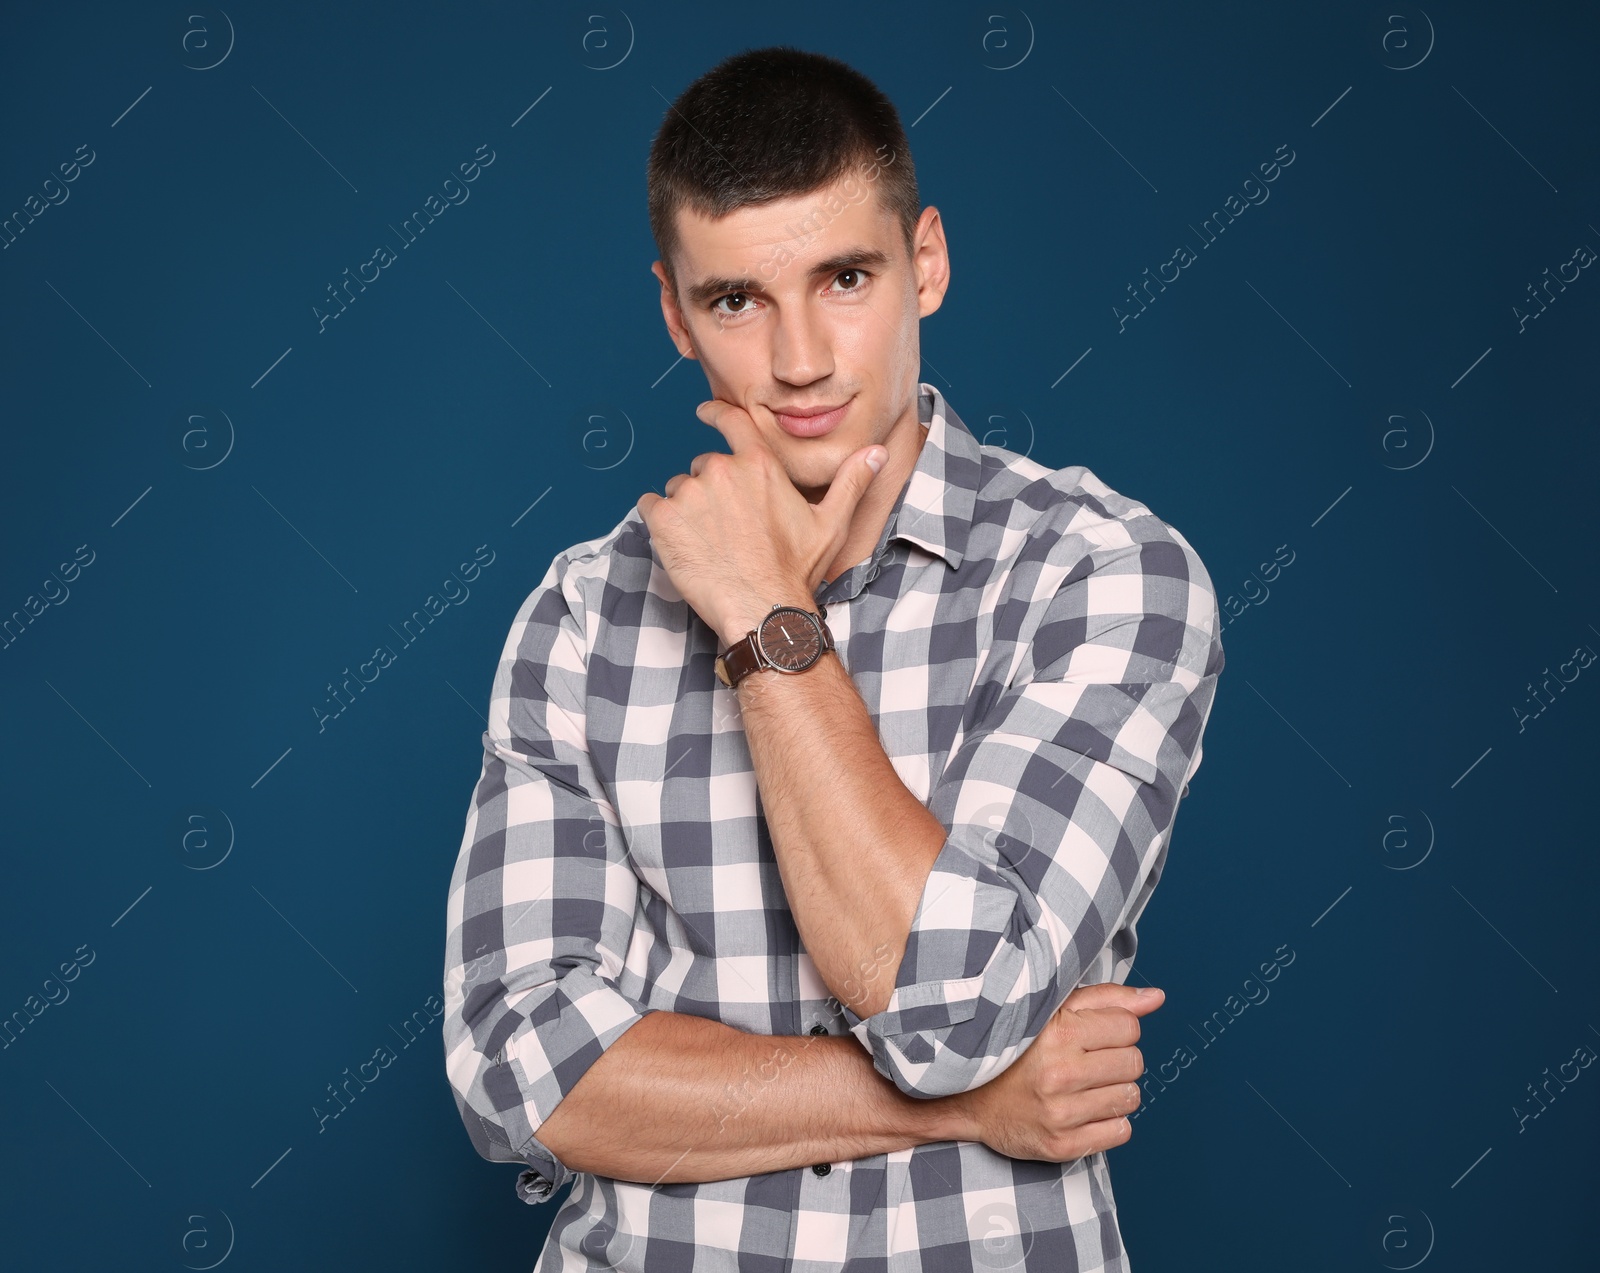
[885, 382, 980, 571]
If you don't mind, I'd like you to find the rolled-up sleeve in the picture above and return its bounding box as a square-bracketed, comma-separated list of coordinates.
[839, 523, 1224, 1099]
[442, 551, 654, 1203]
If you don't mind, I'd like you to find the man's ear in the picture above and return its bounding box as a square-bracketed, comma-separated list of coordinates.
[909, 206, 951, 320]
[651, 260, 699, 361]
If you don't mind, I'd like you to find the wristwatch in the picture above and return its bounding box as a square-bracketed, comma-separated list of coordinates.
[714, 603, 836, 688]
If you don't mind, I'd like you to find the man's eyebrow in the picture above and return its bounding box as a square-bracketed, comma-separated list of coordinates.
[682, 247, 893, 309]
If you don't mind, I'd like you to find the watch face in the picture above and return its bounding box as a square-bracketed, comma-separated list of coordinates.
[758, 607, 824, 671]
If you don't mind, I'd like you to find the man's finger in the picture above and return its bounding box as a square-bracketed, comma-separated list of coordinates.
[1064, 1005, 1145, 1051]
[1069, 1046, 1147, 1092]
[696, 399, 763, 454]
[1046, 1114, 1135, 1163]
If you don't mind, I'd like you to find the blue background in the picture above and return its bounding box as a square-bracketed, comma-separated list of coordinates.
[1, 1, 1595, 1268]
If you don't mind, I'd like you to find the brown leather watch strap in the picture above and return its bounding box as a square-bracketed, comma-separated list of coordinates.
[714, 632, 764, 688]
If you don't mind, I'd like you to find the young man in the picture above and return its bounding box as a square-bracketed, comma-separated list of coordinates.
[443, 46, 1224, 1272]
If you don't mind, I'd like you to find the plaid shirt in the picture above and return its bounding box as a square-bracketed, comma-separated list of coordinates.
[443, 383, 1224, 1271]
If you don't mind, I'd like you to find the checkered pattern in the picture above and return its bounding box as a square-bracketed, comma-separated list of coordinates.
[442, 383, 1225, 1271]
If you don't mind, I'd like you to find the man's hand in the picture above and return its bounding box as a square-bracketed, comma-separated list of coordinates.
[943, 983, 1163, 1162]
[635, 399, 887, 646]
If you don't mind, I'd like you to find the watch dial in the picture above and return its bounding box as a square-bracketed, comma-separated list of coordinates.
[759, 608, 823, 670]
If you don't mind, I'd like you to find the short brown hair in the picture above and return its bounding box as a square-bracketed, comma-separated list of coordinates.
[646, 46, 920, 291]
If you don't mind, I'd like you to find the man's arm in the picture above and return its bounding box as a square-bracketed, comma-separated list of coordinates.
[533, 982, 1161, 1185]
[719, 594, 946, 1022]
[534, 1010, 952, 1183]
[728, 520, 1224, 1100]
[442, 547, 660, 1202]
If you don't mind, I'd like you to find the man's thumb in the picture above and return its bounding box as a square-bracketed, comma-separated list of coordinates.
[821, 446, 887, 521]
[1060, 981, 1165, 1017]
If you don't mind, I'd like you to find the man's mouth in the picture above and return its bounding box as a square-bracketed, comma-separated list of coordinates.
[772, 398, 852, 439]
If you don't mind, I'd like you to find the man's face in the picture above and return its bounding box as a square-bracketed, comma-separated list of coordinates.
[652, 172, 949, 500]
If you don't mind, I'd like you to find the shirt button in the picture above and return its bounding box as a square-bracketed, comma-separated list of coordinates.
[808, 1024, 828, 1036]
[812, 1162, 831, 1176]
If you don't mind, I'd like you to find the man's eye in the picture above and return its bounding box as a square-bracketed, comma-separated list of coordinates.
[711, 291, 753, 315]
[832, 269, 868, 291]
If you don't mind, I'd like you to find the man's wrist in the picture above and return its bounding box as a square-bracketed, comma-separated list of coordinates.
[909, 1087, 978, 1146]
[716, 583, 819, 649]
[831, 1036, 978, 1148]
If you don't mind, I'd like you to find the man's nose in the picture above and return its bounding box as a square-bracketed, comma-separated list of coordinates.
[770, 301, 834, 386]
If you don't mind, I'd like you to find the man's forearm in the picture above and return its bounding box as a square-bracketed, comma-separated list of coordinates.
[532, 1008, 967, 1185]
[728, 615, 948, 1020]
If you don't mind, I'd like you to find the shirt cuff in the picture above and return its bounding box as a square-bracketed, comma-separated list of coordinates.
[836, 836, 1029, 1096]
[471, 975, 656, 1203]
[513, 1129, 573, 1204]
